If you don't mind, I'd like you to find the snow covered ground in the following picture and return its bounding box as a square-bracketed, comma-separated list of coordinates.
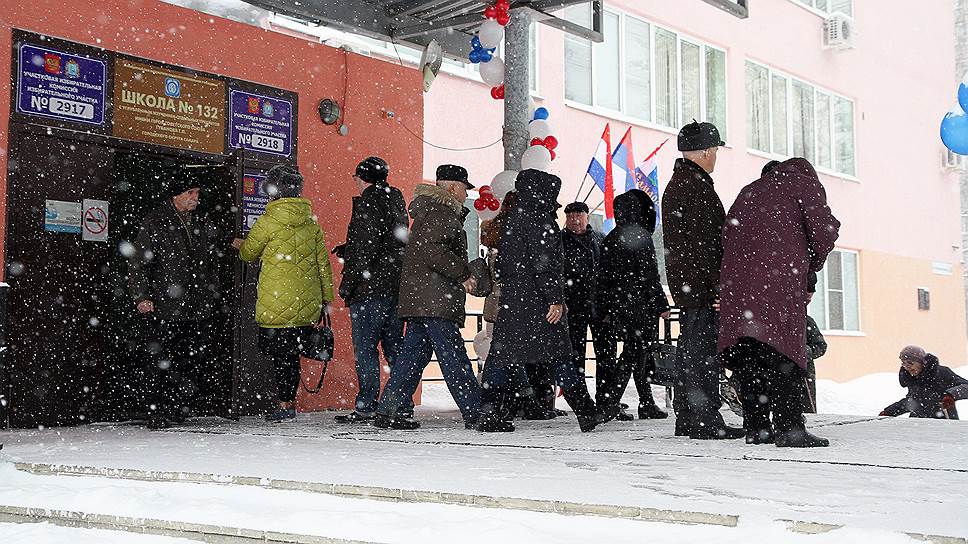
[0, 369, 966, 543]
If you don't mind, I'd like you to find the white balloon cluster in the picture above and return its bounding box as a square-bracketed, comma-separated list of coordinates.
[520, 109, 558, 172]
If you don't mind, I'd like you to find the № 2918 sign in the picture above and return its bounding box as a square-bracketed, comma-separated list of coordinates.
[229, 90, 293, 157]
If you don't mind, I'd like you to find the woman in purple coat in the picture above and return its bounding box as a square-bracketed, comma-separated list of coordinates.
[718, 158, 840, 448]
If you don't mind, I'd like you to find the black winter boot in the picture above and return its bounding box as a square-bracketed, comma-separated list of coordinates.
[775, 429, 829, 448]
[745, 427, 775, 445]
[372, 413, 420, 430]
[478, 388, 515, 433]
[562, 385, 604, 432]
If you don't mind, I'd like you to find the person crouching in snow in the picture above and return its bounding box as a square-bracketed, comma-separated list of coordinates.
[879, 346, 968, 419]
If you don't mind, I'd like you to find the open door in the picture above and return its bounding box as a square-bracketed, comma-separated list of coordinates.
[5, 127, 114, 428]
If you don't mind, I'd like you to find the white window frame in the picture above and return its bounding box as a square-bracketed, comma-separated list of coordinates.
[789, 0, 853, 18]
[745, 59, 857, 180]
[811, 248, 863, 335]
[562, 6, 728, 135]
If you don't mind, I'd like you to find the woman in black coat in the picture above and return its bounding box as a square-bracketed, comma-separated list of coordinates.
[880, 347, 968, 419]
[597, 190, 671, 419]
[480, 169, 616, 432]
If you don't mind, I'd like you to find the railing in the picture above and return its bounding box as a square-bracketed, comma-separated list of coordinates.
[419, 308, 682, 383]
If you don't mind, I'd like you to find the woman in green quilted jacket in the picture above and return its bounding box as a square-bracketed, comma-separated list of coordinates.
[235, 165, 335, 422]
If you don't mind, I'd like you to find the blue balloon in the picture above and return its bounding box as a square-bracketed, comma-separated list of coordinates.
[472, 36, 483, 50]
[941, 109, 968, 155]
[481, 50, 494, 62]
[469, 50, 483, 64]
[533, 107, 550, 121]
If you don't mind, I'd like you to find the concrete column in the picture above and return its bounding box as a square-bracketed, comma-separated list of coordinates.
[956, 0, 968, 335]
[503, 9, 532, 171]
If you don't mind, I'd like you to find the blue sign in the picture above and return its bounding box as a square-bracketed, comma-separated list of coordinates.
[16, 43, 106, 126]
[229, 90, 293, 157]
[242, 173, 269, 234]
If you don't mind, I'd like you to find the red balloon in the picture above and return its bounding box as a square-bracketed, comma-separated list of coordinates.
[496, 12, 511, 26]
[474, 199, 487, 211]
[550, 149, 557, 161]
[484, 6, 498, 19]
[480, 185, 493, 196]
[496, 0, 511, 11]
[490, 86, 502, 100]
[487, 200, 500, 211]
[542, 135, 558, 150]
[530, 138, 544, 147]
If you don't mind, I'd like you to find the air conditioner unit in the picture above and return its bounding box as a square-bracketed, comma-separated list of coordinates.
[823, 13, 855, 50]
[943, 148, 967, 171]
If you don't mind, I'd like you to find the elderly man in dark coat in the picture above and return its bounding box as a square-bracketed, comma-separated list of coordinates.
[597, 190, 671, 419]
[718, 158, 840, 448]
[478, 170, 617, 433]
[662, 121, 743, 440]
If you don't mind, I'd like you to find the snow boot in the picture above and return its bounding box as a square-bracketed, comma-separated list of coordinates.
[479, 388, 515, 432]
[562, 385, 607, 432]
[745, 427, 775, 445]
[674, 417, 692, 437]
[690, 424, 745, 440]
[775, 429, 829, 448]
[638, 403, 669, 420]
[372, 413, 420, 430]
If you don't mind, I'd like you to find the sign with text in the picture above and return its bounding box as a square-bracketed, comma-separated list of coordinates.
[241, 173, 269, 234]
[113, 58, 226, 154]
[229, 90, 293, 157]
[45, 200, 82, 233]
[16, 43, 106, 126]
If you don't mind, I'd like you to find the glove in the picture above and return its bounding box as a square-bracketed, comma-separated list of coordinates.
[878, 410, 890, 417]
[941, 394, 957, 411]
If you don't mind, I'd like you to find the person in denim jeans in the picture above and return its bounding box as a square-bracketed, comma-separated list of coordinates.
[373, 166, 482, 430]
[333, 157, 410, 423]
[347, 297, 409, 418]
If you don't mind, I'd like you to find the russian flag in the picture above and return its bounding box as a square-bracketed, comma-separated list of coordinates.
[585, 124, 614, 228]
[634, 139, 670, 225]
[606, 128, 637, 232]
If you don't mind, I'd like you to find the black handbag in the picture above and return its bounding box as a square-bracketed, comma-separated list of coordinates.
[299, 314, 334, 394]
[466, 257, 494, 298]
[649, 343, 679, 387]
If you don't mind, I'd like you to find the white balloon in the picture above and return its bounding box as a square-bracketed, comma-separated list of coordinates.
[479, 57, 505, 87]
[478, 20, 504, 50]
[490, 170, 518, 201]
[528, 119, 553, 140]
[521, 145, 553, 171]
[477, 206, 500, 221]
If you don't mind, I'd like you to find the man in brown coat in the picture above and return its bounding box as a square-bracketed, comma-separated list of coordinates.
[718, 158, 840, 448]
[661, 121, 743, 440]
[372, 165, 481, 430]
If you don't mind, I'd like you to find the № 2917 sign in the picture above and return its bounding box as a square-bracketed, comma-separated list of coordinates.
[16, 43, 106, 126]
[229, 90, 293, 157]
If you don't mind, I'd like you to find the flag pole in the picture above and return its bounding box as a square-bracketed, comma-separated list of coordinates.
[574, 173, 590, 203]
[581, 183, 599, 204]
[591, 199, 605, 212]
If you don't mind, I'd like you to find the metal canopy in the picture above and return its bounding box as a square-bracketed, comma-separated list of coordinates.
[242, 0, 601, 60]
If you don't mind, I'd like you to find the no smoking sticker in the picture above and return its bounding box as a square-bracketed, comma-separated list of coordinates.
[82, 199, 109, 242]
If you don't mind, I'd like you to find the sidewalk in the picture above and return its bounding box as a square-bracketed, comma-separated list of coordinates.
[1, 399, 967, 541]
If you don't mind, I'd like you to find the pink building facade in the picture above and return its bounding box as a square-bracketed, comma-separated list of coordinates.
[419, 0, 966, 381]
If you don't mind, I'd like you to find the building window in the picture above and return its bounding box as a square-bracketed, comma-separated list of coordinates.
[745, 61, 856, 177]
[562, 6, 727, 133]
[809, 249, 860, 332]
[793, 0, 853, 16]
[917, 288, 931, 311]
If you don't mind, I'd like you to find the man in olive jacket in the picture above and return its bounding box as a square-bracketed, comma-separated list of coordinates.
[373, 165, 481, 430]
[661, 121, 743, 440]
[129, 175, 223, 429]
[333, 157, 410, 423]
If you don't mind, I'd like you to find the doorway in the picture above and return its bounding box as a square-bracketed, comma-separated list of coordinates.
[3, 125, 245, 427]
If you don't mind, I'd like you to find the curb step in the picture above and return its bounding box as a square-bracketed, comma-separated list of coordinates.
[0, 504, 375, 544]
[12, 462, 968, 544]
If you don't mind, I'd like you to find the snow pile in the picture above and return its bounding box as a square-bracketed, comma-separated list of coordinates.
[0, 523, 196, 544]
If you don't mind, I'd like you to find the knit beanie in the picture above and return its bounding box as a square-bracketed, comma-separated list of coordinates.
[264, 164, 304, 199]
